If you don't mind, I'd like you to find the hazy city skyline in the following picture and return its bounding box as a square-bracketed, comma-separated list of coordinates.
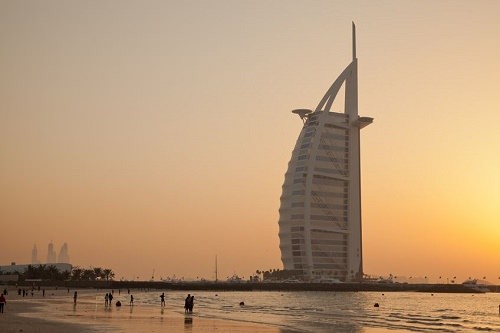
[28, 242, 70, 265]
[1, 1, 499, 282]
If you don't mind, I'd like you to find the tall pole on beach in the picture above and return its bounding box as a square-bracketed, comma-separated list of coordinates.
[215, 255, 218, 283]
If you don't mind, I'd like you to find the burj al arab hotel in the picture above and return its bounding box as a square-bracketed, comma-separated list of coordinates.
[278, 23, 373, 282]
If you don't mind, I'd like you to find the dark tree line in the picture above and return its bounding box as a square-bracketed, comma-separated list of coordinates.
[254, 269, 304, 281]
[0, 265, 115, 281]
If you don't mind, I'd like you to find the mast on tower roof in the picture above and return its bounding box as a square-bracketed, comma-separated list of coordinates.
[352, 22, 356, 60]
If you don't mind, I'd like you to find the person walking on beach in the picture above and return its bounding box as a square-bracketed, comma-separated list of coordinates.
[184, 294, 191, 313]
[73, 291, 78, 304]
[108, 292, 113, 305]
[105, 293, 109, 306]
[189, 295, 195, 313]
[130, 294, 134, 306]
[160, 292, 166, 307]
[0, 293, 6, 313]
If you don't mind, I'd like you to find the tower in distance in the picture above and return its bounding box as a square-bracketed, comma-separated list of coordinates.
[278, 23, 372, 282]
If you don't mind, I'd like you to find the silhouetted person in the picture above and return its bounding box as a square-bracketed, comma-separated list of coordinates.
[130, 295, 134, 306]
[189, 295, 194, 312]
[105, 293, 109, 306]
[108, 292, 113, 305]
[160, 292, 166, 307]
[184, 294, 191, 313]
[0, 293, 6, 313]
[73, 291, 78, 304]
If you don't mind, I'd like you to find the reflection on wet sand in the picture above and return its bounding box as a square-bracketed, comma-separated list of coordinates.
[184, 315, 193, 332]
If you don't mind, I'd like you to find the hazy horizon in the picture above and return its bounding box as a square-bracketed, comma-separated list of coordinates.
[1, 1, 499, 283]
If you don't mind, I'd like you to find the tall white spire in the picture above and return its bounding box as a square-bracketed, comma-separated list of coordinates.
[314, 22, 358, 114]
[352, 22, 356, 60]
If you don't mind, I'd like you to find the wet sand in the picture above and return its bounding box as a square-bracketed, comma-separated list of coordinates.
[1, 287, 401, 332]
[0, 298, 93, 333]
[0, 288, 288, 333]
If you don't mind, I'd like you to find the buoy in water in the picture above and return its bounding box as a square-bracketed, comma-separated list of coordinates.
[239, 301, 245, 306]
[374, 303, 379, 307]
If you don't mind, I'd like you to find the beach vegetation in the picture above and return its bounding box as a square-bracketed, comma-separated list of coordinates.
[0, 265, 115, 282]
[10, 264, 71, 281]
[259, 268, 304, 281]
[70, 266, 115, 281]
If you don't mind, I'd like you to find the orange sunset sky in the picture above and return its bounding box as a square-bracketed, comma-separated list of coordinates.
[1, 1, 499, 283]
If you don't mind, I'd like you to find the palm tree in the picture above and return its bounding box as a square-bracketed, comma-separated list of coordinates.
[103, 268, 115, 281]
[93, 267, 103, 280]
[60, 270, 71, 281]
[71, 267, 83, 280]
[82, 268, 96, 281]
[24, 265, 37, 280]
[46, 265, 60, 280]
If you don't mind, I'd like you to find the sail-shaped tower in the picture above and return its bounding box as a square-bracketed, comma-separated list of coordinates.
[278, 23, 372, 282]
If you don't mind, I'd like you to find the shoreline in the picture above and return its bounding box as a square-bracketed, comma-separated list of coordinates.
[7, 280, 497, 293]
[1, 288, 293, 333]
[2, 286, 492, 332]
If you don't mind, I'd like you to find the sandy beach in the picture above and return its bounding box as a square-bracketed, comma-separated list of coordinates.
[0, 287, 290, 333]
[0, 286, 424, 333]
[0, 295, 93, 333]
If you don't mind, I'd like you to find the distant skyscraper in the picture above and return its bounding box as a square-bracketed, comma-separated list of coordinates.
[31, 244, 40, 264]
[47, 241, 57, 264]
[58, 243, 70, 263]
[278, 23, 373, 282]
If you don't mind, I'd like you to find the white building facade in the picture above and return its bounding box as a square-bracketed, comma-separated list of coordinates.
[278, 24, 372, 282]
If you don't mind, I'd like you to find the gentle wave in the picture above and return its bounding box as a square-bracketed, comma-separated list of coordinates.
[88, 290, 500, 333]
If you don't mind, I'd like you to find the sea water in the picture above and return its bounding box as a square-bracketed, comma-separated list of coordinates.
[119, 289, 500, 332]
